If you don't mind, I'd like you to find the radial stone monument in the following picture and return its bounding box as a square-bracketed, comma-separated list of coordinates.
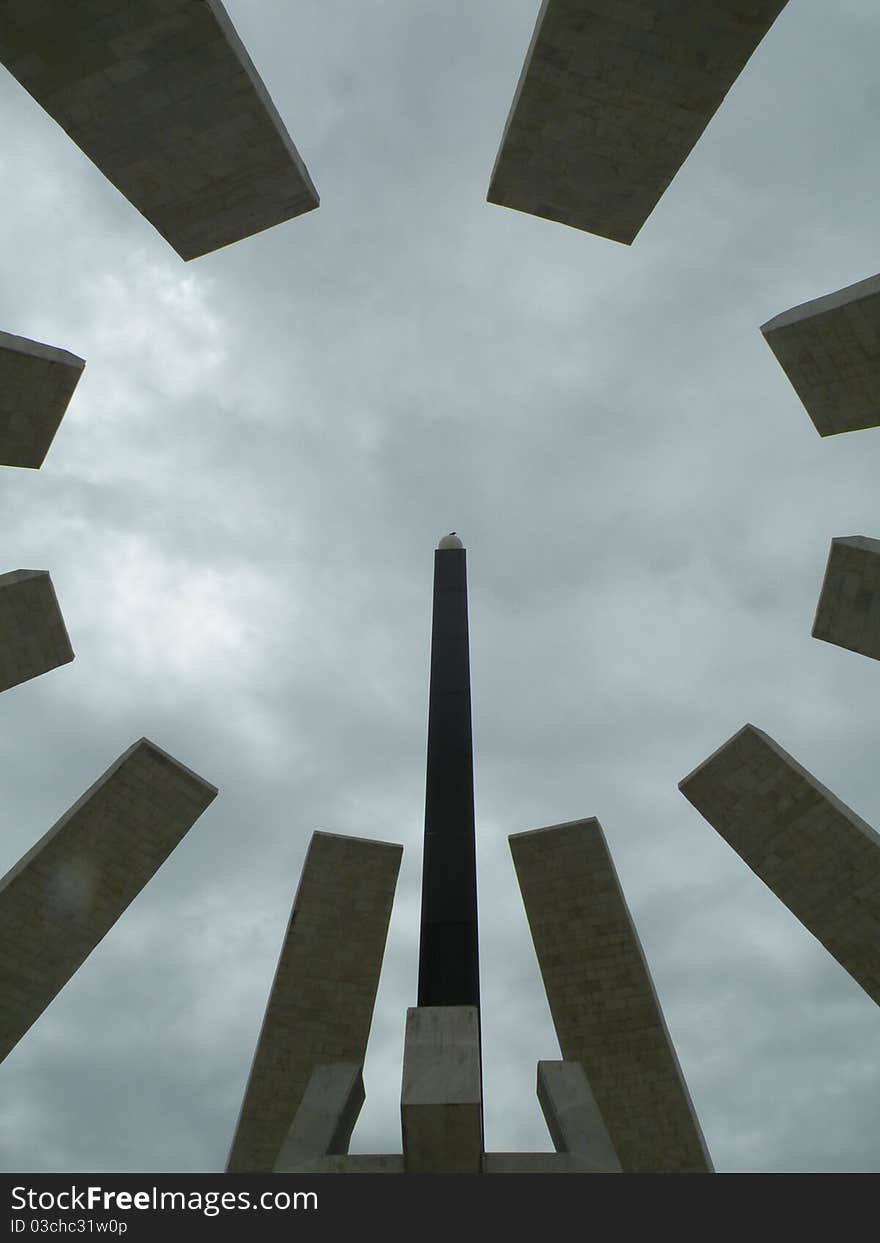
[226, 535, 713, 1173]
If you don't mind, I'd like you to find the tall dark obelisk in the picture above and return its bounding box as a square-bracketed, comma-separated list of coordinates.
[417, 534, 481, 1012]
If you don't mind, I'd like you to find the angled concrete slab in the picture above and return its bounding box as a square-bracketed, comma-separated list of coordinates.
[0, 331, 84, 468]
[812, 536, 880, 662]
[226, 831, 402, 1174]
[0, 739, 217, 1063]
[537, 1060, 620, 1170]
[274, 1064, 365, 1174]
[488, 0, 788, 243]
[401, 1005, 482, 1174]
[509, 819, 712, 1172]
[761, 273, 880, 436]
[0, 570, 74, 693]
[679, 724, 880, 1007]
[0, 1, 318, 260]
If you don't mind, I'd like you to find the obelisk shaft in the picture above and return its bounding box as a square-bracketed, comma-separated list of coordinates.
[417, 545, 481, 1010]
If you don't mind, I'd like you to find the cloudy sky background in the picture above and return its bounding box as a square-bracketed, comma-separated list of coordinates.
[1, 0, 879, 1173]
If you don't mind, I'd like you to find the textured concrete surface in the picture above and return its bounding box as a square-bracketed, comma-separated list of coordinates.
[279, 1151, 613, 1173]
[274, 1064, 364, 1173]
[0, 739, 217, 1064]
[761, 273, 880, 435]
[283, 1155, 406, 1174]
[401, 1005, 482, 1174]
[226, 832, 402, 1174]
[483, 1152, 616, 1173]
[0, 0, 318, 260]
[812, 536, 880, 662]
[488, 0, 787, 243]
[679, 724, 880, 1007]
[510, 819, 713, 1172]
[0, 330, 84, 468]
[0, 570, 74, 693]
[537, 1060, 620, 1170]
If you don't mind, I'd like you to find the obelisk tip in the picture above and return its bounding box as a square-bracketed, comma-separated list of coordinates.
[437, 532, 463, 550]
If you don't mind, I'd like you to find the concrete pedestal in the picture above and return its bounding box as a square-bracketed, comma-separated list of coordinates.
[401, 1005, 482, 1173]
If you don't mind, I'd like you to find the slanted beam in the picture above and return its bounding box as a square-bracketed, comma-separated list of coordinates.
[0, 331, 84, 468]
[226, 832, 401, 1173]
[510, 819, 712, 1172]
[812, 536, 880, 662]
[274, 1064, 365, 1174]
[0, 739, 217, 1063]
[761, 273, 880, 436]
[0, 1, 318, 260]
[0, 570, 74, 693]
[537, 1060, 620, 1171]
[488, 1, 787, 243]
[679, 724, 880, 1007]
[401, 1006, 482, 1174]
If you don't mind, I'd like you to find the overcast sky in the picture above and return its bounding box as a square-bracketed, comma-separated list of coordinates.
[1, 0, 879, 1174]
